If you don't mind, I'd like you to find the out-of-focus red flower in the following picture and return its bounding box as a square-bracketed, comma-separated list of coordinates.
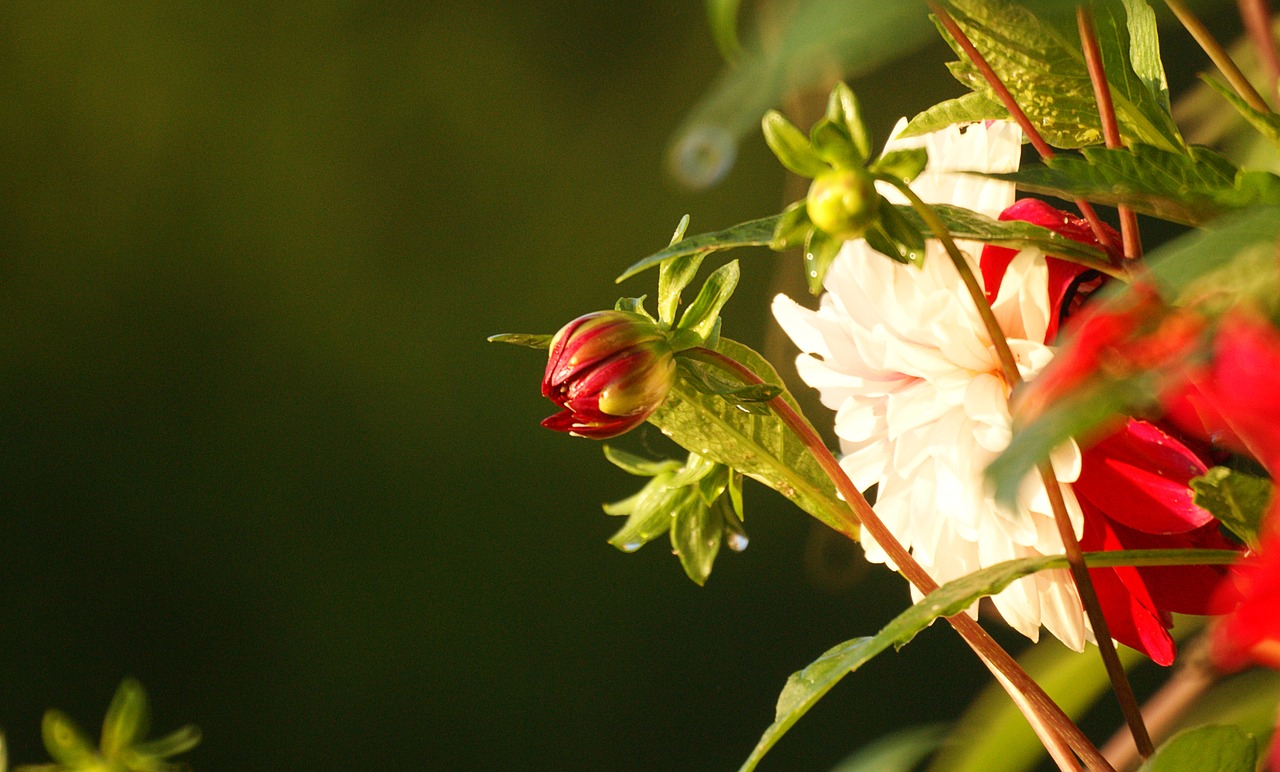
[541, 310, 676, 439]
[982, 200, 1239, 665]
[1212, 517, 1280, 672]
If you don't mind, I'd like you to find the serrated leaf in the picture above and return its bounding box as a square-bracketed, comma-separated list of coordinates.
[871, 148, 928, 184]
[1201, 76, 1280, 153]
[763, 111, 830, 178]
[901, 91, 1008, 138]
[896, 203, 1112, 269]
[992, 144, 1280, 226]
[1191, 467, 1273, 550]
[618, 216, 778, 283]
[486, 332, 552, 349]
[939, 0, 1182, 152]
[1091, 0, 1184, 151]
[676, 260, 740, 340]
[648, 337, 849, 534]
[1138, 725, 1257, 772]
[740, 548, 1239, 771]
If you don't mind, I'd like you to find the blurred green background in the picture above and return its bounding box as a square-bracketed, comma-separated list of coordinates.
[0, 1, 1247, 770]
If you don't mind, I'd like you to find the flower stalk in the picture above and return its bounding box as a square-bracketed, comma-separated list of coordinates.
[1164, 0, 1271, 112]
[680, 346, 1111, 771]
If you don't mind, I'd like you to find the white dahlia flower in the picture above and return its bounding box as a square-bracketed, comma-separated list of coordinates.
[772, 120, 1091, 650]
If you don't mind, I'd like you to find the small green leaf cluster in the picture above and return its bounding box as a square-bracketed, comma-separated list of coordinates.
[16, 679, 199, 772]
[763, 83, 930, 293]
[602, 447, 746, 586]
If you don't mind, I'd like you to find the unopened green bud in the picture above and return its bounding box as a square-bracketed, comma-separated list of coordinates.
[806, 168, 879, 241]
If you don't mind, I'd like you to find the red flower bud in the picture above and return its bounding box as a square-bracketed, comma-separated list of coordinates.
[541, 310, 676, 439]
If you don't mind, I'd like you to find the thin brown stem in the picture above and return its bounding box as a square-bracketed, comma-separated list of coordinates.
[1077, 7, 1143, 262]
[927, 1, 1118, 256]
[683, 347, 1111, 771]
[1165, 0, 1271, 112]
[1238, 0, 1280, 101]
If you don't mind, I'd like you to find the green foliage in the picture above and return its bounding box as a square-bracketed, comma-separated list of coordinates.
[1137, 725, 1257, 772]
[675, 260, 740, 341]
[648, 337, 850, 536]
[740, 549, 1237, 771]
[485, 332, 553, 349]
[602, 448, 746, 585]
[616, 216, 776, 284]
[933, 0, 1183, 152]
[830, 724, 949, 772]
[705, 0, 743, 63]
[18, 679, 199, 772]
[993, 144, 1280, 226]
[1191, 467, 1273, 550]
[902, 92, 1007, 139]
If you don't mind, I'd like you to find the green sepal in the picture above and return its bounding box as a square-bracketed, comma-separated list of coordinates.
[771, 200, 813, 251]
[762, 110, 829, 178]
[825, 82, 871, 164]
[41, 711, 98, 767]
[810, 118, 860, 169]
[1191, 467, 1273, 551]
[613, 295, 652, 316]
[486, 332, 553, 349]
[871, 147, 928, 184]
[676, 260, 740, 341]
[658, 215, 702, 326]
[803, 228, 842, 294]
[127, 724, 202, 761]
[101, 678, 150, 758]
[603, 445, 683, 477]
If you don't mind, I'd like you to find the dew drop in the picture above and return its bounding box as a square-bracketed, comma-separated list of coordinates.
[726, 531, 750, 552]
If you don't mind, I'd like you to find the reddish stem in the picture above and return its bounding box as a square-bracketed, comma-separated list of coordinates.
[927, 1, 1118, 257]
[1238, 0, 1280, 101]
[1165, 0, 1271, 112]
[683, 347, 1111, 771]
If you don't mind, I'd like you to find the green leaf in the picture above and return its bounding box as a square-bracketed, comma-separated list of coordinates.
[1138, 725, 1257, 772]
[617, 216, 778, 283]
[901, 92, 1007, 138]
[1201, 76, 1280, 153]
[679, 358, 782, 412]
[897, 203, 1112, 268]
[992, 144, 1280, 226]
[676, 260, 740, 340]
[602, 445, 683, 477]
[705, 0, 742, 63]
[671, 466, 730, 585]
[1091, 0, 1184, 152]
[1191, 467, 1273, 550]
[740, 548, 1239, 771]
[762, 111, 830, 178]
[486, 332, 552, 349]
[128, 724, 202, 760]
[831, 724, 949, 772]
[871, 148, 928, 184]
[1120, 0, 1170, 114]
[938, 0, 1182, 151]
[101, 678, 150, 758]
[648, 338, 849, 534]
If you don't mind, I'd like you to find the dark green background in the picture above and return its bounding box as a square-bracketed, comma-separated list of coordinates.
[0, 2, 1238, 770]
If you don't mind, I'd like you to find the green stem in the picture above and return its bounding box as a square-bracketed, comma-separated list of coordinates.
[681, 346, 1109, 772]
